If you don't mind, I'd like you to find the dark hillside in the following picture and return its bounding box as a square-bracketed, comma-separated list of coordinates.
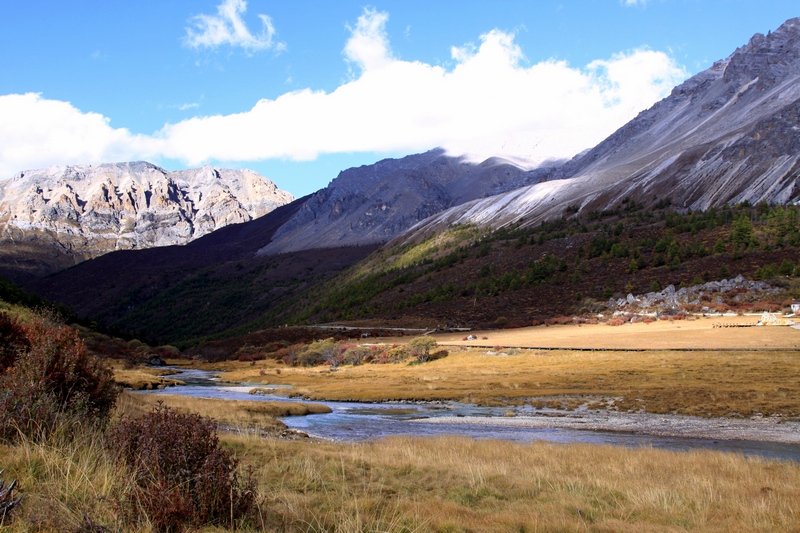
[30, 196, 377, 345]
[259, 201, 800, 331]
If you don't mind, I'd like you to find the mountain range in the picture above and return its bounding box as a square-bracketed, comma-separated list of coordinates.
[0, 162, 293, 281]
[404, 18, 800, 241]
[3, 17, 800, 344]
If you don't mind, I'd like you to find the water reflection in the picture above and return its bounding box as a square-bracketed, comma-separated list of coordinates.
[143, 368, 800, 462]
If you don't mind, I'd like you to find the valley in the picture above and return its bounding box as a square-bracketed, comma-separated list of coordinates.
[2, 14, 800, 533]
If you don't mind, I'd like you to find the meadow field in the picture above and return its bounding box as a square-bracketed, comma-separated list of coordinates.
[3, 391, 799, 532]
[4, 310, 800, 531]
[207, 316, 800, 421]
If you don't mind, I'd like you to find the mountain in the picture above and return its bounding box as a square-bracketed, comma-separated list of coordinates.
[29, 195, 379, 344]
[0, 161, 293, 281]
[259, 149, 547, 254]
[14, 18, 800, 344]
[404, 18, 800, 240]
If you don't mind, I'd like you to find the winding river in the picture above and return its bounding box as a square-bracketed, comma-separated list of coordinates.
[143, 368, 800, 462]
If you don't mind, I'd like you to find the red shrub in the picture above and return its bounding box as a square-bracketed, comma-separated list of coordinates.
[0, 314, 118, 442]
[0, 313, 28, 374]
[109, 404, 257, 532]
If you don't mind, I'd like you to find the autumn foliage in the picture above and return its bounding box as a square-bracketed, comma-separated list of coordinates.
[0, 313, 118, 441]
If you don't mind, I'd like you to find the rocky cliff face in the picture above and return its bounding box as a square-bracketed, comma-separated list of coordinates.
[259, 149, 541, 254]
[0, 161, 293, 278]
[404, 18, 800, 239]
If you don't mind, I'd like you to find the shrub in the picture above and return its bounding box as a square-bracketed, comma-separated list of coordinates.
[779, 259, 796, 276]
[109, 403, 257, 532]
[407, 336, 438, 362]
[0, 314, 118, 442]
[297, 338, 339, 367]
[0, 314, 28, 374]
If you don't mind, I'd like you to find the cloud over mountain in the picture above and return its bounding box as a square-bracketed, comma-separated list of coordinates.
[0, 8, 686, 179]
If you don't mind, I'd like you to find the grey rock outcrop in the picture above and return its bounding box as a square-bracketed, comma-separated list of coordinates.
[404, 18, 800, 240]
[0, 161, 293, 276]
[611, 276, 779, 314]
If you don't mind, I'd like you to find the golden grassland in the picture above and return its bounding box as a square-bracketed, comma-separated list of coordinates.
[418, 314, 800, 351]
[108, 359, 186, 390]
[117, 391, 331, 434]
[4, 314, 800, 531]
[3, 422, 799, 532]
[231, 434, 800, 533]
[204, 345, 800, 418]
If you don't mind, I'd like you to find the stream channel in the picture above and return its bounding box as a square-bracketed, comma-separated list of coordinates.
[142, 368, 800, 462]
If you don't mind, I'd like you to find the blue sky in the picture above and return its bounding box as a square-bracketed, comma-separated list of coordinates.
[1, 1, 797, 197]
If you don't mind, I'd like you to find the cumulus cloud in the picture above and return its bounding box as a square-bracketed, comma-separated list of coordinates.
[184, 0, 285, 53]
[0, 93, 154, 178]
[157, 8, 687, 166]
[0, 8, 688, 179]
[344, 8, 393, 71]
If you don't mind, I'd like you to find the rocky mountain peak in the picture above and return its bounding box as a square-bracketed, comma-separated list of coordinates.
[401, 18, 800, 240]
[258, 149, 538, 254]
[721, 17, 800, 90]
[0, 162, 294, 278]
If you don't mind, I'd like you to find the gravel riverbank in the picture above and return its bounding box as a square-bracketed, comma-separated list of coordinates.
[420, 410, 800, 444]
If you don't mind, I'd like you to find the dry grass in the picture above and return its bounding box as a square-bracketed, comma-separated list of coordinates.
[207, 347, 800, 418]
[430, 314, 800, 351]
[6, 422, 798, 532]
[117, 392, 331, 435]
[0, 423, 144, 532]
[110, 361, 185, 390]
[2, 397, 798, 531]
[227, 433, 800, 532]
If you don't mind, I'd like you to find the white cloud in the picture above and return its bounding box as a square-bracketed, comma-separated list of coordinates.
[0, 93, 155, 178]
[0, 8, 688, 179]
[155, 9, 687, 166]
[184, 0, 285, 53]
[343, 8, 393, 72]
[621, 0, 648, 6]
[178, 102, 200, 111]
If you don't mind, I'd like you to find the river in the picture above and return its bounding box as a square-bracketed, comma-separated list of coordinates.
[142, 368, 800, 462]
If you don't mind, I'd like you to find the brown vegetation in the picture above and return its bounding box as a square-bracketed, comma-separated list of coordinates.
[211, 345, 800, 418]
[119, 392, 331, 434]
[232, 434, 800, 532]
[109, 403, 258, 532]
[0, 312, 118, 442]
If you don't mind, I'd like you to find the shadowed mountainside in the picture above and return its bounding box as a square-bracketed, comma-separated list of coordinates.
[31, 197, 377, 344]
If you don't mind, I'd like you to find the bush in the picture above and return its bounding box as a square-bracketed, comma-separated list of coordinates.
[0, 314, 118, 442]
[109, 403, 257, 532]
[407, 336, 438, 362]
[0, 314, 28, 374]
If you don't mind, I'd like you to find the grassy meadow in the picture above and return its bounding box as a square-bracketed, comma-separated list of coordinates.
[3, 420, 799, 532]
[3, 304, 800, 531]
[204, 344, 800, 418]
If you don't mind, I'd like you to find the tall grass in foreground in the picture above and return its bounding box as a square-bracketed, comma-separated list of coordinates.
[0, 421, 138, 532]
[2, 414, 798, 531]
[228, 434, 800, 533]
